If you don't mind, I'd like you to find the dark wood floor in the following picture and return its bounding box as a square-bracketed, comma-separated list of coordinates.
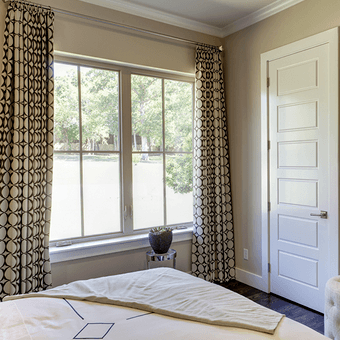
[219, 280, 324, 335]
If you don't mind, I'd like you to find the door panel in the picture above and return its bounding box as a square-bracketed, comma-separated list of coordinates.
[277, 101, 318, 131]
[278, 141, 317, 168]
[278, 251, 318, 287]
[278, 215, 318, 247]
[269, 44, 329, 312]
[277, 59, 318, 95]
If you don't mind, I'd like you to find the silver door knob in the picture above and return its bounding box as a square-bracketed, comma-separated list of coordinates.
[310, 210, 328, 219]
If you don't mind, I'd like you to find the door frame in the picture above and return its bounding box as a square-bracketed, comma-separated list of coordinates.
[260, 27, 339, 293]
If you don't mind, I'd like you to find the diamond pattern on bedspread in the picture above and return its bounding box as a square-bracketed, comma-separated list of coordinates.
[74, 323, 115, 339]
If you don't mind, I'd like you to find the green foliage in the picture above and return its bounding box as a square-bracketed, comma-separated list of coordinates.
[164, 80, 193, 152]
[81, 67, 119, 150]
[164, 80, 193, 194]
[166, 154, 193, 194]
[54, 66, 79, 150]
[150, 226, 172, 234]
[54, 64, 119, 151]
[131, 75, 162, 151]
[54, 64, 193, 194]
[132, 154, 141, 164]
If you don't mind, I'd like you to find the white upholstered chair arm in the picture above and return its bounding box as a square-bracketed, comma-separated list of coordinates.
[325, 276, 340, 339]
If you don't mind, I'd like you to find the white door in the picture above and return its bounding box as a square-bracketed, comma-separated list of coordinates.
[268, 42, 334, 312]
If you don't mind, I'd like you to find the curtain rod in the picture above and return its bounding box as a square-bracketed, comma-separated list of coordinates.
[2, 0, 223, 51]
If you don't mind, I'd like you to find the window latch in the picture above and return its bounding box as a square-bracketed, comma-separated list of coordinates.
[124, 206, 128, 220]
[56, 240, 72, 247]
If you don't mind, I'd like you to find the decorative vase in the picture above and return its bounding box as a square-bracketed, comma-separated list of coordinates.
[149, 229, 173, 254]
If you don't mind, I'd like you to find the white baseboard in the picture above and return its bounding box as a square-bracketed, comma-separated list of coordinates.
[236, 267, 269, 293]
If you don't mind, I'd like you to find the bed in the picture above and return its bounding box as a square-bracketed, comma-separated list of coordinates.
[1, 267, 328, 339]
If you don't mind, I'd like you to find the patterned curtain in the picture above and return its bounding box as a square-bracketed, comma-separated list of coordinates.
[191, 45, 235, 283]
[0, 1, 54, 300]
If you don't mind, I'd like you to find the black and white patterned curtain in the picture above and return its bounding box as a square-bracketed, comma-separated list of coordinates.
[0, 1, 54, 300]
[191, 45, 235, 283]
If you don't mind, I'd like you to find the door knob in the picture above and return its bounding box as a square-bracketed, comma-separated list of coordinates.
[310, 210, 328, 219]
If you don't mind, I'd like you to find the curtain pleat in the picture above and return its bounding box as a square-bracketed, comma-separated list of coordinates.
[0, 1, 54, 299]
[191, 45, 235, 283]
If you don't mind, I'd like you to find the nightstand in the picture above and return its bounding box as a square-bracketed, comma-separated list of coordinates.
[146, 249, 177, 269]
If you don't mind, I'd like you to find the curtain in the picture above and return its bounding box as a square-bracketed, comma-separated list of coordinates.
[0, 1, 54, 300]
[191, 45, 235, 283]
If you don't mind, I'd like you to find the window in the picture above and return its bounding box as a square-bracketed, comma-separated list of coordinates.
[51, 60, 194, 242]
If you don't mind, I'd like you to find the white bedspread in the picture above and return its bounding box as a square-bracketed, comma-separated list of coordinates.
[5, 267, 283, 334]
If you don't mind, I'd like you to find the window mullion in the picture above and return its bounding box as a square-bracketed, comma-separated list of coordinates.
[162, 79, 167, 226]
[121, 69, 133, 235]
[77, 66, 85, 238]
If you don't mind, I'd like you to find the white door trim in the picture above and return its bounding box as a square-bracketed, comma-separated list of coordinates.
[260, 27, 339, 294]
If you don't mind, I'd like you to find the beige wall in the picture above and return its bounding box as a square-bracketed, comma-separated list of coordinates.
[52, 240, 192, 287]
[0, 0, 222, 74]
[224, 0, 340, 276]
[25, 0, 220, 74]
[0, 0, 222, 286]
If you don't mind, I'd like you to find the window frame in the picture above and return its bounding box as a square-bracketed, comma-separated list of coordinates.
[50, 54, 195, 247]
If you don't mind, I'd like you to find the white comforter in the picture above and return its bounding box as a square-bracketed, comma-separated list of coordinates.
[5, 268, 282, 334]
[2, 297, 328, 340]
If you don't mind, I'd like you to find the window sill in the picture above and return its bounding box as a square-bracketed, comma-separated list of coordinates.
[50, 227, 193, 263]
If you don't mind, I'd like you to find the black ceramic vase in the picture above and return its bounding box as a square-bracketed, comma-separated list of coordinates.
[149, 230, 173, 254]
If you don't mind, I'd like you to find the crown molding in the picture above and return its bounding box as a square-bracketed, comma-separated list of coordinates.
[79, 0, 223, 37]
[222, 0, 305, 37]
[79, 0, 305, 38]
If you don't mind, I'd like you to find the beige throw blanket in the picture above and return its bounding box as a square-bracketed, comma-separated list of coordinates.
[5, 267, 283, 334]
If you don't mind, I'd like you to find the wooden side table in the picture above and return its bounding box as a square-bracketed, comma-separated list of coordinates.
[146, 249, 177, 269]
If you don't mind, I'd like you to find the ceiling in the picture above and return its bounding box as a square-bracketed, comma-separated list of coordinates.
[80, 0, 304, 37]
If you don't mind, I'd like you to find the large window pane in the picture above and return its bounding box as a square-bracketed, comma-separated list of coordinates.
[81, 67, 119, 152]
[166, 154, 193, 225]
[54, 63, 80, 151]
[50, 154, 81, 240]
[165, 80, 193, 152]
[83, 154, 120, 236]
[131, 75, 162, 152]
[133, 154, 163, 230]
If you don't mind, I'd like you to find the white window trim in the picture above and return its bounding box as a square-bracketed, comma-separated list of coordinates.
[50, 226, 193, 263]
